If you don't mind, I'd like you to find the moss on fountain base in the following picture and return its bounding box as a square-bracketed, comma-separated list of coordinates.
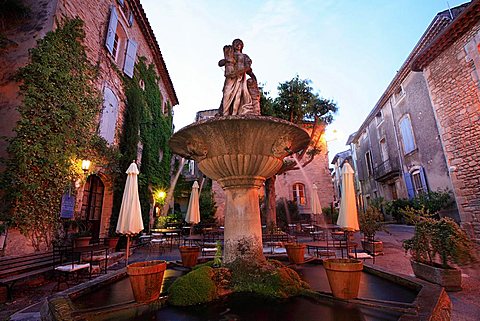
[167, 260, 310, 307]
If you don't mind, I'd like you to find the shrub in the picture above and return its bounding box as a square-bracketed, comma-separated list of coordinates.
[359, 206, 389, 240]
[403, 217, 476, 269]
[322, 206, 339, 225]
[168, 266, 218, 306]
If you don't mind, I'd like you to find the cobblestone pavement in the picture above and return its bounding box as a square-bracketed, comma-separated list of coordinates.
[2, 224, 479, 321]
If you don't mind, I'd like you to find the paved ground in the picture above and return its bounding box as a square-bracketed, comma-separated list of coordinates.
[1, 224, 479, 321]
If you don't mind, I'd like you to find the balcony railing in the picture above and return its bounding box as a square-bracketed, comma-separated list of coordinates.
[374, 159, 400, 181]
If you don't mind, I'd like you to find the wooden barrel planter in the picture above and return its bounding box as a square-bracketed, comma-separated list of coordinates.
[179, 246, 201, 267]
[127, 260, 167, 303]
[323, 258, 363, 299]
[284, 243, 306, 264]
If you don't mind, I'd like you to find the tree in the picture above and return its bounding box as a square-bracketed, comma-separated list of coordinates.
[261, 76, 337, 227]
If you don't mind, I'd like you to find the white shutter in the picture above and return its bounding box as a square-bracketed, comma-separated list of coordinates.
[99, 87, 119, 145]
[105, 6, 118, 54]
[123, 39, 138, 78]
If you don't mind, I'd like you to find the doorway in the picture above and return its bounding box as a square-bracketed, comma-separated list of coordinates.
[80, 175, 104, 240]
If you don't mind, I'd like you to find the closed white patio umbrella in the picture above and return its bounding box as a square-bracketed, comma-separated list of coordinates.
[311, 183, 323, 223]
[116, 162, 144, 264]
[336, 162, 359, 231]
[185, 181, 200, 234]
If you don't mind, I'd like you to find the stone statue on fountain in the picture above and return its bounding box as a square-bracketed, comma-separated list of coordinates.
[218, 39, 261, 116]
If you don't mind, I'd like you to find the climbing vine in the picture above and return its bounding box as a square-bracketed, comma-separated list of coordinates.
[112, 58, 173, 231]
[1, 18, 105, 250]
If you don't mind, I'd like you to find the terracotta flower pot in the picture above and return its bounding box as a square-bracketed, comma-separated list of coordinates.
[73, 236, 92, 248]
[127, 260, 167, 303]
[323, 258, 363, 299]
[284, 243, 306, 264]
[105, 237, 120, 250]
[179, 246, 201, 267]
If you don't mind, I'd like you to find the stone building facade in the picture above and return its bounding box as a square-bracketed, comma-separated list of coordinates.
[349, 5, 463, 218]
[412, 0, 480, 241]
[0, 0, 177, 254]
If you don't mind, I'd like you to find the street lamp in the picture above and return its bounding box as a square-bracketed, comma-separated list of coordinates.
[81, 159, 91, 174]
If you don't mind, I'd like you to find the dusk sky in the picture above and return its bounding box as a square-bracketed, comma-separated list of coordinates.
[142, 0, 468, 163]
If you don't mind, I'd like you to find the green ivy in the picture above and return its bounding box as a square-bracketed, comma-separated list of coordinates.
[112, 58, 173, 231]
[1, 18, 104, 250]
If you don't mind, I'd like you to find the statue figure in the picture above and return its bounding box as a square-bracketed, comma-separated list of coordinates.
[218, 39, 260, 115]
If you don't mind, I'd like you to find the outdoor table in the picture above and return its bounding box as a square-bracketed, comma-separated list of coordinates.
[153, 228, 181, 249]
[304, 241, 336, 258]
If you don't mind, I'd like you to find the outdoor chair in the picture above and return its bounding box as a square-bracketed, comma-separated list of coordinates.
[52, 245, 90, 291]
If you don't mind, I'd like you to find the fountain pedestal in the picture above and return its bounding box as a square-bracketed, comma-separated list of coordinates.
[169, 115, 310, 265]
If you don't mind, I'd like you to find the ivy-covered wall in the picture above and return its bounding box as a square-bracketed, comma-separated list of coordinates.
[111, 58, 173, 231]
[1, 18, 106, 250]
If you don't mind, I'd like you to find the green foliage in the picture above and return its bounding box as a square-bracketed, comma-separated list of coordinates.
[199, 180, 217, 224]
[322, 206, 339, 225]
[385, 190, 454, 223]
[229, 260, 310, 298]
[112, 58, 173, 231]
[1, 18, 102, 250]
[213, 241, 222, 267]
[403, 217, 476, 268]
[271, 75, 337, 124]
[167, 266, 218, 306]
[273, 198, 300, 231]
[359, 206, 389, 239]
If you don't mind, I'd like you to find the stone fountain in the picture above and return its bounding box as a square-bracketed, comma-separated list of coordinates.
[169, 115, 309, 265]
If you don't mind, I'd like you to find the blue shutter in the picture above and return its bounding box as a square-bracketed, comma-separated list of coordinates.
[99, 87, 119, 144]
[123, 39, 138, 78]
[128, 12, 134, 27]
[419, 167, 429, 193]
[404, 172, 415, 199]
[400, 117, 415, 153]
[117, 0, 124, 6]
[105, 6, 118, 54]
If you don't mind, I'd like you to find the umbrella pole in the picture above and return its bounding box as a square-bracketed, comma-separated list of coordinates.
[126, 236, 130, 266]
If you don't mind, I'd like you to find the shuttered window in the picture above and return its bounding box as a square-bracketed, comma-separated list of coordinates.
[99, 87, 119, 145]
[292, 183, 306, 205]
[123, 39, 138, 78]
[399, 115, 416, 154]
[404, 167, 428, 199]
[105, 7, 118, 55]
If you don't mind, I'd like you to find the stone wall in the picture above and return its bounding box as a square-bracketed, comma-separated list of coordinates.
[423, 20, 480, 240]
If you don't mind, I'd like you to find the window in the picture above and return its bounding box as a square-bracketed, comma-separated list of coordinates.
[379, 138, 388, 162]
[393, 85, 405, 104]
[365, 151, 374, 177]
[404, 167, 428, 199]
[375, 110, 384, 126]
[98, 87, 119, 145]
[292, 183, 306, 206]
[399, 115, 416, 154]
[105, 6, 137, 78]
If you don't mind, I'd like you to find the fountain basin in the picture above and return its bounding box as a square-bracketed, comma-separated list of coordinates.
[41, 260, 450, 321]
[168, 115, 310, 188]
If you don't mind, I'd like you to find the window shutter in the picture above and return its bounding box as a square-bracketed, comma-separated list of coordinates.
[123, 39, 138, 78]
[404, 172, 415, 199]
[419, 167, 429, 193]
[117, 0, 124, 6]
[99, 87, 119, 144]
[400, 117, 415, 153]
[128, 12, 134, 27]
[105, 6, 118, 55]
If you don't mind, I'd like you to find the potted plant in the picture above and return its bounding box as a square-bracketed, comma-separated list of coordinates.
[127, 260, 167, 303]
[284, 241, 306, 264]
[179, 245, 201, 267]
[71, 219, 92, 247]
[104, 225, 119, 251]
[323, 258, 363, 299]
[359, 206, 389, 255]
[403, 216, 476, 291]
